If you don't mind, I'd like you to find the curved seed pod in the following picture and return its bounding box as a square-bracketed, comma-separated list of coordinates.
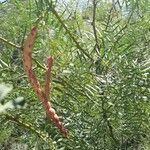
[23, 26, 68, 137]
[23, 27, 40, 92]
[44, 56, 53, 99]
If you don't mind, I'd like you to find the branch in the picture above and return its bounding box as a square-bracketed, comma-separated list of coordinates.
[101, 98, 119, 145]
[50, 7, 93, 61]
[0, 37, 21, 49]
[33, 58, 47, 70]
[5, 114, 56, 149]
[91, 0, 100, 55]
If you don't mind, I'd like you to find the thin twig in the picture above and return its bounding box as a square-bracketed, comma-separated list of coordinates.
[33, 58, 47, 70]
[91, 0, 100, 55]
[5, 114, 56, 149]
[0, 37, 21, 49]
[49, 6, 93, 61]
[108, 6, 135, 57]
[101, 98, 119, 145]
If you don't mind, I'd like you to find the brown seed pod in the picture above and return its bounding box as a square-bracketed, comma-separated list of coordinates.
[23, 26, 68, 137]
[44, 56, 53, 99]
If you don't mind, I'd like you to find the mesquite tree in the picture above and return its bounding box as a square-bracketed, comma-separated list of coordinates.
[0, 0, 149, 149]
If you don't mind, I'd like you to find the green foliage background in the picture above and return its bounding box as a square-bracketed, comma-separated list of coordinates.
[0, 0, 150, 149]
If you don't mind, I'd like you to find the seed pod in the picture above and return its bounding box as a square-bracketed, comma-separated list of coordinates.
[49, 107, 56, 115]
[44, 56, 53, 99]
[23, 26, 68, 137]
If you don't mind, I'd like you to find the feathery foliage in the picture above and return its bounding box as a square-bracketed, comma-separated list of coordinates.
[0, 0, 149, 149]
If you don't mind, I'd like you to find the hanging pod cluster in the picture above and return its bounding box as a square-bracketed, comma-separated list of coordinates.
[23, 25, 68, 137]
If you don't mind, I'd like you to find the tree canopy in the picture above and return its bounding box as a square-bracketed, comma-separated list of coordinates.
[0, 0, 150, 149]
